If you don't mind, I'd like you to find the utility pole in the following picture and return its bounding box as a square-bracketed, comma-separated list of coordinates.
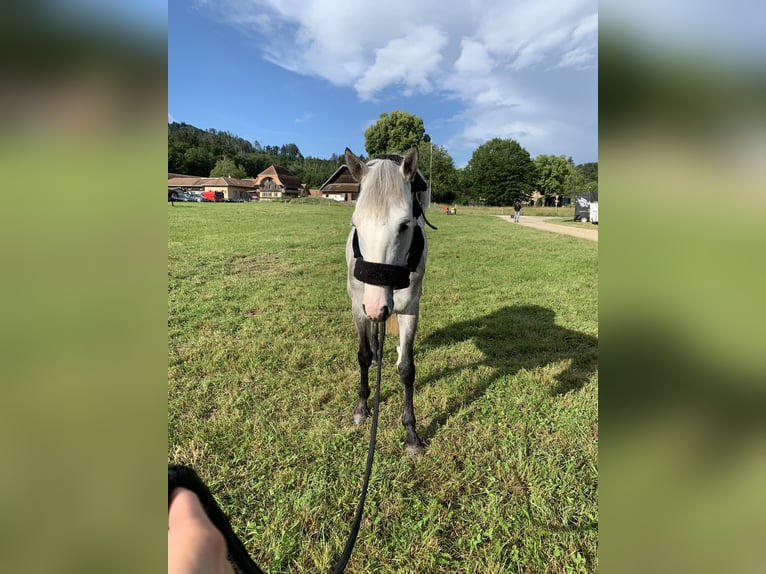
[422, 134, 432, 194]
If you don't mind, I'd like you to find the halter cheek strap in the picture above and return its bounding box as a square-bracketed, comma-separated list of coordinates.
[351, 225, 424, 289]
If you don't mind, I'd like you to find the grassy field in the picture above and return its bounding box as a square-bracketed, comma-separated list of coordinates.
[168, 201, 598, 574]
[442, 205, 577, 219]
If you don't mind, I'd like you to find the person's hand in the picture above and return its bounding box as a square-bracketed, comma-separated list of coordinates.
[168, 487, 234, 574]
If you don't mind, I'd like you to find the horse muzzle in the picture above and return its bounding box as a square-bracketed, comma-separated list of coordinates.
[362, 302, 391, 322]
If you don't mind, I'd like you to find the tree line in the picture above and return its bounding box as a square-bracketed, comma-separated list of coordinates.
[168, 122, 345, 188]
[168, 112, 597, 206]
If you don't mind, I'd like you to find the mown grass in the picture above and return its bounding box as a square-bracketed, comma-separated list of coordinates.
[444, 205, 576, 218]
[168, 201, 598, 574]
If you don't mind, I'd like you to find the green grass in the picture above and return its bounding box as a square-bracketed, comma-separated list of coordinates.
[168, 202, 598, 573]
[440, 205, 576, 218]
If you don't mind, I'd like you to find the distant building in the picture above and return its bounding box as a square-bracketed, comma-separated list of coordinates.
[319, 165, 359, 202]
[167, 175, 256, 201]
[319, 161, 429, 202]
[254, 165, 301, 200]
[201, 177, 257, 201]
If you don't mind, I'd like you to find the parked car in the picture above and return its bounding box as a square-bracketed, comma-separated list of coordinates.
[589, 201, 598, 224]
[169, 191, 197, 202]
[202, 190, 225, 202]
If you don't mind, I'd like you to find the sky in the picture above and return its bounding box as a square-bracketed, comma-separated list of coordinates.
[168, 0, 598, 168]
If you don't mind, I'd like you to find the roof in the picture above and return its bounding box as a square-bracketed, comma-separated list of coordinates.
[204, 177, 257, 188]
[168, 176, 257, 189]
[254, 165, 301, 189]
[318, 161, 428, 193]
[319, 165, 360, 193]
[168, 177, 207, 187]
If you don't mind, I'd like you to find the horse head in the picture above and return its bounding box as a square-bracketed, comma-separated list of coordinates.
[345, 146, 421, 322]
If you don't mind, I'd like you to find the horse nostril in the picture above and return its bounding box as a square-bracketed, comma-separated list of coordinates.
[381, 306, 390, 320]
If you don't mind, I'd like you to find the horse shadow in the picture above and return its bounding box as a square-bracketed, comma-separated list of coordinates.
[415, 304, 598, 441]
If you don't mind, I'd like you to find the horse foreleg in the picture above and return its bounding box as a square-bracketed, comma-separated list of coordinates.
[397, 315, 424, 455]
[353, 313, 373, 425]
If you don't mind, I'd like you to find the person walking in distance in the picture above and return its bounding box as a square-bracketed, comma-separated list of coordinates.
[513, 200, 522, 223]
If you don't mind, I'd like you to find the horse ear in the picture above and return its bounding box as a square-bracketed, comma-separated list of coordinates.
[401, 147, 419, 182]
[344, 147, 367, 182]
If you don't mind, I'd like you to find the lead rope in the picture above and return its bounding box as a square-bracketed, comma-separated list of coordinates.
[333, 319, 385, 574]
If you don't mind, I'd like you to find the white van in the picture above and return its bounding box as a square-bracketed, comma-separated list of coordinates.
[589, 201, 598, 224]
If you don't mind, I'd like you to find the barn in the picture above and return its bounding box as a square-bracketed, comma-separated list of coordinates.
[319, 161, 428, 202]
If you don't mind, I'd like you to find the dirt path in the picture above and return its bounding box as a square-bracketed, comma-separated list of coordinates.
[499, 215, 598, 242]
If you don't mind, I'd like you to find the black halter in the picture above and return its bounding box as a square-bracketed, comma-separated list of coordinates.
[351, 222, 424, 290]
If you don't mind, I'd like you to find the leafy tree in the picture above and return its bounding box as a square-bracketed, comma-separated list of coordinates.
[577, 162, 598, 183]
[565, 167, 588, 198]
[210, 157, 247, 179]
[534, 154, 575, 198]
[465, 138, 537, 206]
[280, 143, 303, 161]
[364, 111, 425, 156]
[183, 147, 216, 176]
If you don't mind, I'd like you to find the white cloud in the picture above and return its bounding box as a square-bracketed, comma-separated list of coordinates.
[294, 112, 313, 124]
[354, 27, 448, 101]
[199, 0, 597, 161]
[554, 12, 597, 69]
[454, 39, 493, 76]
[168, 113, 177, 123]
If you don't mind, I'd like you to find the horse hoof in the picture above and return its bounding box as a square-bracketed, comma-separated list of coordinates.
[405, 442, 425, 456]
[353, 412, 368, 425]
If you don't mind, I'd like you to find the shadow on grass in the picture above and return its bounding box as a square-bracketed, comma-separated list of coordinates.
[417, 304, 597, 441]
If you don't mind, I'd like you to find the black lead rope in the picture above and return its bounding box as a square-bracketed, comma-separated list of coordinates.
[333, 319, 385, 574]
[168, 321, 386, 574]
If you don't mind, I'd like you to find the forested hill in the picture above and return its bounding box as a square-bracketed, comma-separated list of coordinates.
[168, 122, 345, 188]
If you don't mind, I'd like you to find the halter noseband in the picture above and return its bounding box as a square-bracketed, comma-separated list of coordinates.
[351, 223, 424, 290]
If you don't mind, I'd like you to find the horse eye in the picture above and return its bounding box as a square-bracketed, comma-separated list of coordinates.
[398, 222, 409, 233]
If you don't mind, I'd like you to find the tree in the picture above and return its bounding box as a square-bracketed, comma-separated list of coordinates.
[182, 147, 216, 177]
[565, 167, 587, 198]
[210, 157, 247, 179]
[465, 138, 537, 206]
[577, 162, 598, 183]
[364, 110, 425, 157]
[534, 154, 575, 197]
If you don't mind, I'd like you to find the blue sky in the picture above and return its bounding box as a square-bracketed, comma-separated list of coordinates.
[169, 0, 598, 168]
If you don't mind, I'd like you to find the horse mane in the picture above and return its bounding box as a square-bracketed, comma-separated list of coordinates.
[355, 158, 410, 220]
[371, 153, 431, 214]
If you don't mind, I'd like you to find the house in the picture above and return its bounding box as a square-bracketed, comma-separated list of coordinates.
[319, 162, 429, 202]
[318, 165, 360, 202]
[253, 165, 301, 200]
[201, 177, 257, 201]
